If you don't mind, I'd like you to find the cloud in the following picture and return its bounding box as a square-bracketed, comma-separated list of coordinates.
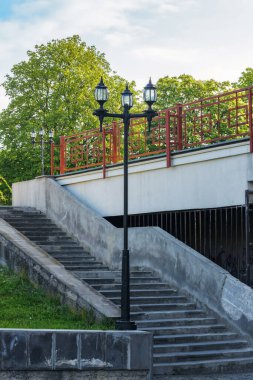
[0, 0, 253, 110]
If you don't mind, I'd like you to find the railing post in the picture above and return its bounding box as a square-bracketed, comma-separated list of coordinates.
[59, 136, 65, 175]
[50, 142, 54, 175]
[165, 110, 171, 167]
[245, 190, 251, 286]
[249, 88, 253, 153]
[177, 103, 183, 151]
[102, 128, 106, 179]
[112, 121, 119, 164]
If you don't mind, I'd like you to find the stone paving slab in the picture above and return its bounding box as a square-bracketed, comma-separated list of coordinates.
[156, 373, 253, 380]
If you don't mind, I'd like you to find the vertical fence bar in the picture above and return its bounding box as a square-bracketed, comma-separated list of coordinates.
[165, 110, 171, 167]
[112, 121, 118, 164]
[59, 136, 66, 175]
[102, 128, 106, 179]
[177, 104, 183, 150]
[50, 142, 54, 175]
[249, 88, 253, 153]
[245, 190, 251, 285]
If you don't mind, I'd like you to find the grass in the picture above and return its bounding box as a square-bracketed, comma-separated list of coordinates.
[0, 267, 114, 330]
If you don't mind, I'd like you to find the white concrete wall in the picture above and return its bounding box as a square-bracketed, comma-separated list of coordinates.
[55, 141, 253, 216]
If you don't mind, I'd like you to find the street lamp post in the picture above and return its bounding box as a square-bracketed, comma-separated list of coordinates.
[93, 78, 158, 330]
[31, 129, 54, 176]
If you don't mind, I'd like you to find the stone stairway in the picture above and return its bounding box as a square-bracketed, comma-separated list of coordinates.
[1, 207, 253, 377]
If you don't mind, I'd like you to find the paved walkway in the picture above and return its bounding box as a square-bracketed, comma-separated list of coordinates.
[156, 373, 253, 380]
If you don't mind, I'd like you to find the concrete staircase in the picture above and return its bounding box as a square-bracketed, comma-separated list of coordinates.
[1, 207, 253, 377]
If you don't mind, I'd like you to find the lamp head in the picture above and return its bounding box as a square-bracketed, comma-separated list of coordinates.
[94, 77, 109, 107]
[121, 83, 133, 108]
[143, 78, 157, 107]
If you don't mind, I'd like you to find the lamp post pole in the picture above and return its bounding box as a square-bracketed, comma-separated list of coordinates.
[31, 129, 54, 176]
[93, 78, 158, 330]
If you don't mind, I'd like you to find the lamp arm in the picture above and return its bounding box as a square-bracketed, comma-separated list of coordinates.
[143, 108, 158, 132]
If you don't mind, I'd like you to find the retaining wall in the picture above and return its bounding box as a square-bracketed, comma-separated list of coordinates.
[0, 328, 152, 379]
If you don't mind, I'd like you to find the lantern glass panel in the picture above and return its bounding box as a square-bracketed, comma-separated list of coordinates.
[121, 92, 133, 107]
[95, 87, 108, 102]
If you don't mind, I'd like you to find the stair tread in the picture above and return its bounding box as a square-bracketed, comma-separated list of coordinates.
[153, 356, 253, 367]
[154, 340, 248, 349]
[154, 347, 253, 358]
[109, 295, 186, 301]
[144, 324, 225, 331]
[138, 317, 216, 324]
[131, 302, 196, 307]
[154, 332, 238, 340]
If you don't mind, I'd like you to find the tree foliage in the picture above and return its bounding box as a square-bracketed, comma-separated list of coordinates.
[0, 35, 138, 182]
[235, 68, 253, 88]
[155, 74, 231, 110]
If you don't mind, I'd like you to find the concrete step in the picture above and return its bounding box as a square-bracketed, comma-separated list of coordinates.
[93, 282, 175, 291]
[129, 277, 162, 283]
[31, 238, 74, 244]
[74, 270, 116, 279]
[131, 310, 207, 320]
[4, 219, 53, 225]
[153, 340, 249, 354]
[37, 242, 81, 248]
[137, 317, 217, 328]
[18, 227, 64, 233]
[153, 357, 253, 375]
[153, 357, 253, 380]
[55, 257, 96, 263]
[21, 231, 68, 237]
[49, 249, 89, 255]
[101, 289, 178, 298]
[153, 347, 253, 364]
[82, 278, 116, 285]
[144, 324, 227, 335]
[110, 295, 188, 305]
[65, 264, 109, 271]
[154, 332, 239, 345]
[25, 234, 72, 239]
[130, 302, 197, 312]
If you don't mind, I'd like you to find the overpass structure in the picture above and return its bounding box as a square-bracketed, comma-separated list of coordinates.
[48, 86, 253, 286]
[8, 86, 253, 377]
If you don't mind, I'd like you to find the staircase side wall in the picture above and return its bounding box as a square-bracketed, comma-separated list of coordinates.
[127, 227, 253, 342]
[13, 177, 122, 269]
[12, 177, 253, 341]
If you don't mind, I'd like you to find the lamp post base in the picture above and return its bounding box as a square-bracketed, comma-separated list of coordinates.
[115, 320, 137, 330]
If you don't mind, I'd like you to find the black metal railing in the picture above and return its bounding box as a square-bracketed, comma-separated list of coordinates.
[106, 203, 253, 286]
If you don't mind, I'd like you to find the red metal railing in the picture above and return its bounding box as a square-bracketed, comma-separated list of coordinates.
[51, 86, 253, 176]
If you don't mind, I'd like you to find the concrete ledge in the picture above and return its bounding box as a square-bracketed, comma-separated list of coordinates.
[0, 219, 120, 320]
[0, 328, 152, 379]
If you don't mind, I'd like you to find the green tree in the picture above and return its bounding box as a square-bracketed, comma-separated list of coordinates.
[0, 175, 12, 205]
[155, 74, 231, 110]
[0, 35, 138, 182]
[235, 68, 253, 88]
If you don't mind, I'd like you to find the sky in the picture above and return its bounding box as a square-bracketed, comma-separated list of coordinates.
[0, 0, 253, 109]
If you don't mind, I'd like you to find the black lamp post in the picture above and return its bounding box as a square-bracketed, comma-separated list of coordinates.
[93, 78, 158, 330]
[31, 129, 54, 176]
